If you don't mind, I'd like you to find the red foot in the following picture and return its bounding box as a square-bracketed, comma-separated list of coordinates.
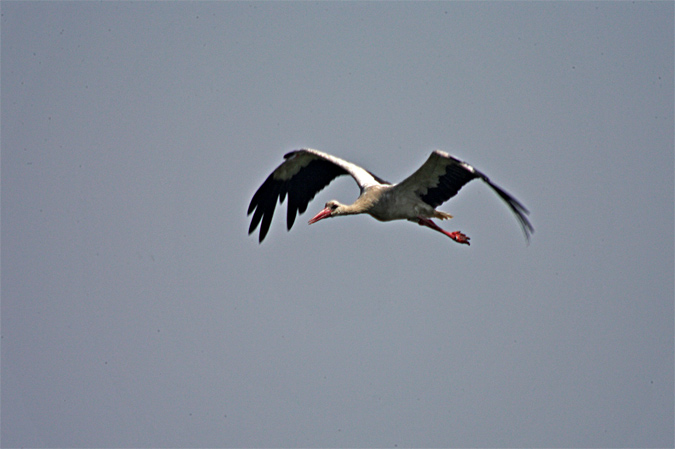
[447, 231, 470, 245]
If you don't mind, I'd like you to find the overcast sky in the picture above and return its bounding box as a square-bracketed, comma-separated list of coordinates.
[2, 2, 673, 448]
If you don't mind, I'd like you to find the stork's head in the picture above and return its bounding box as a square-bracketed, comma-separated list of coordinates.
[308, 200, 342, 224]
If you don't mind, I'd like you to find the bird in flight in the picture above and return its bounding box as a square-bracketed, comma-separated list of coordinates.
[248, 149, 533, 245]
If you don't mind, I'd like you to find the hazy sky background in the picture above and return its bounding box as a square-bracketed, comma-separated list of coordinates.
[2, 2, 673, 447]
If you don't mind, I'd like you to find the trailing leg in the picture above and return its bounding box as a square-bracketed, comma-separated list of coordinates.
[414, 216, 470, 245]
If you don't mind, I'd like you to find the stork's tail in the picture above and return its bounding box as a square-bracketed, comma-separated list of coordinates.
[433, 210, 453, 220]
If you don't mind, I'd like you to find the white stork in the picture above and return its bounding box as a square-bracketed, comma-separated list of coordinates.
[248, 149, 533, 245]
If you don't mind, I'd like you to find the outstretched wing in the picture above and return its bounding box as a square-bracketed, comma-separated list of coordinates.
[247, 149, 386, 242]
[393, 150, 534, 241]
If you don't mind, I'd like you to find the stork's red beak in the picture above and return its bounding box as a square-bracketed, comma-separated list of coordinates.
[308, 207, 332, 224]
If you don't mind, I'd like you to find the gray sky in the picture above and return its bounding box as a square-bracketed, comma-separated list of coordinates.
[2, 2, 673, 447]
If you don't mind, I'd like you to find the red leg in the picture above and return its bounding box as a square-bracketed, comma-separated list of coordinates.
[415, 217, 470, 245]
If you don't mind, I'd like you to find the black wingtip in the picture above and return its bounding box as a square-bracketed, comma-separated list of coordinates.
[484, 178, 534, 244]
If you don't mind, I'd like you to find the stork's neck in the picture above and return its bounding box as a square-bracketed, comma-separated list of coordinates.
[335, 201, 363, 216]
[339, 187, 384, 216]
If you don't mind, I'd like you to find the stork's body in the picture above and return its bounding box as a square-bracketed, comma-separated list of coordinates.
[248, 149, 533, 245]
